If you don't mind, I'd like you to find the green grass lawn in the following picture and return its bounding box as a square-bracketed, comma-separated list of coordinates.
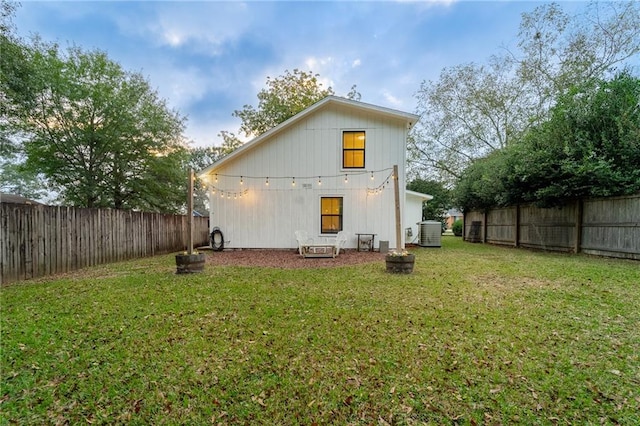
[2, 237, 639, 425]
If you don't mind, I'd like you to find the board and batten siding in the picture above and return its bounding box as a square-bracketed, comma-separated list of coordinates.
[207, 103, 409, 249]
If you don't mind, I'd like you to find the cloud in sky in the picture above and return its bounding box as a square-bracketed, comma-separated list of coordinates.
[13, 1, 552, 147]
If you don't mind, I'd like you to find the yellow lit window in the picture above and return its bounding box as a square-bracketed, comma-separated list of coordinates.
[343, 131, 365, 168]
[321, 197, 343, 234]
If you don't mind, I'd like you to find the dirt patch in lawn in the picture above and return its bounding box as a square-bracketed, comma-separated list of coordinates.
[204, 249, 386, 269]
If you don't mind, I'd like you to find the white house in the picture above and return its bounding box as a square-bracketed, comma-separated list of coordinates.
[198, 96, 430, 251]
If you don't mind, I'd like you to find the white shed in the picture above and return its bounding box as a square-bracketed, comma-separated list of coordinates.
[198, 96, 430, 251]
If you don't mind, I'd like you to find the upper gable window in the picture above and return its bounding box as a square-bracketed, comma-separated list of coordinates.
[343, 131, 365, 169]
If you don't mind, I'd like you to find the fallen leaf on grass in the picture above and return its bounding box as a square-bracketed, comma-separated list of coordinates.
[251, 395, 267, 407]
[400, 404, 412, 414]
[378, 416, 391, 425]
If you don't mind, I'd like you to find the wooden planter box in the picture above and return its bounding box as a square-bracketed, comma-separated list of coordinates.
[175, 253, 205, 274]
[385, 253, 415, 274]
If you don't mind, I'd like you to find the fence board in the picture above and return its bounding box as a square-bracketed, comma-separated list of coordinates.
[1, 203, 210, 285]
[486, 207, 516, 245]
[465, 193, 639, 260]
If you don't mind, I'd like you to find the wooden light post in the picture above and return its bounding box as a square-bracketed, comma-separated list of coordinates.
[175, 168, 205, 273]
[187, 168, 194, 254]
[393, 164, 402, 251]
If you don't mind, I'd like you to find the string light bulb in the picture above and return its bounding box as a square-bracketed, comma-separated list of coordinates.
[370, 171, 374, 180]
[292, 177, 296, 186]
[265, 177, 269, 186]
[344, 174, 348, 184]
[240, 176, 244, 185]
[318, 176, 322, 186]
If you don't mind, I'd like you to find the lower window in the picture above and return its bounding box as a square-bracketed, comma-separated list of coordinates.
[321, 197, 343, 234]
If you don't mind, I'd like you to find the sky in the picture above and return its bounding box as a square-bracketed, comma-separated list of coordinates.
[12, 0, 580, 148]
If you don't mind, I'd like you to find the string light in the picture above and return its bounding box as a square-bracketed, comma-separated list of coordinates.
[210, 186, 249, 199]
[366, 170, 394, 195]
[203, 168, 395, 197]
[203, 169, 392, 184]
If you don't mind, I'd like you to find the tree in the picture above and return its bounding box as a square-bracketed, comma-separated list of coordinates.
[1, 0, 52, 200]
[406, 178, 452, 225]
[0, 0, 16, 35]
[508, 73, 640, 207]
[410, 58, 533, 182]
[411, 1, 640, 182]
[188, 146, 225, 213]
[233, 69, 335, 138]
[453, 149, 514, 212]
[2, 38, 188, 212]
[513, 2, 640, 106]
[454, 72, 640, 211]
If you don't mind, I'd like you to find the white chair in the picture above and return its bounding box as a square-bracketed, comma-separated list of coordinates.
[333, 230, 348, 256]
[295, 230, 313, 255]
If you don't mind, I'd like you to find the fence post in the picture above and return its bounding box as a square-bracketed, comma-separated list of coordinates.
[575, 198, 583, 253]
[482, 210, 487, 243]
[462, 213, 466, 241]
[514, 205, 520, 247]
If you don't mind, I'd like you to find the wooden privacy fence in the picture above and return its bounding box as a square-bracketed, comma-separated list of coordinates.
[1, 203, 210, 284]
[464, 193, 639, 260]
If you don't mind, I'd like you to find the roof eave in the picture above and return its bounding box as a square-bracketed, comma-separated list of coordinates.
[406, 190, 434, 201]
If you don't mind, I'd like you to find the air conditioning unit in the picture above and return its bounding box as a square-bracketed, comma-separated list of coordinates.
[419, 221, 442, 247]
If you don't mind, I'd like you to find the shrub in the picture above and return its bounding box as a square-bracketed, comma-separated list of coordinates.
[452, 219, 463, 236]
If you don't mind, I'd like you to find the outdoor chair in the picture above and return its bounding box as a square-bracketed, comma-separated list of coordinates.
[294, 230, 313, 255]
[333, 230, 348, 255]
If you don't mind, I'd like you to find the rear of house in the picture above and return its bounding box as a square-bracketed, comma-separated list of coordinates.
[199, 96, 427, 251]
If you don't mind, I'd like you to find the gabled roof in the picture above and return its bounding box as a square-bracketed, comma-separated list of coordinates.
[0, 193, 43, 205]
[198, 96, 419, 177]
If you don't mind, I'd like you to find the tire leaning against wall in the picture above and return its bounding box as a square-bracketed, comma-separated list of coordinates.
[210, 227, 224, 251]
